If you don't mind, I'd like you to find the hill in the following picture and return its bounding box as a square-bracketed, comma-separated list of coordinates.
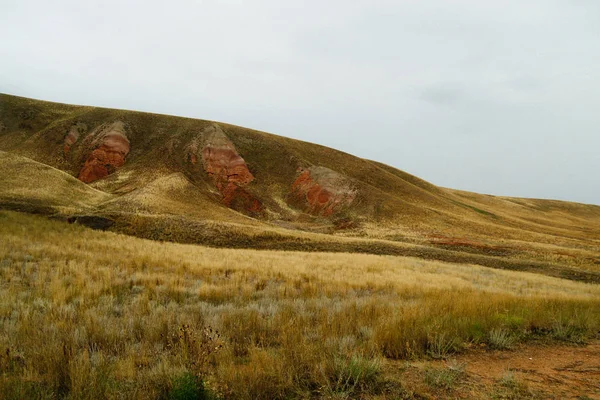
[1, 93, 599, 282]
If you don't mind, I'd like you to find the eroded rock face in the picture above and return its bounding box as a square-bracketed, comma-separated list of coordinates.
[78, 122, 130, 183]
[189, 124, 262, 214]
[201, 126, 254, 190]
[291, 166, 357, 216]
[63, 123, 86, 156]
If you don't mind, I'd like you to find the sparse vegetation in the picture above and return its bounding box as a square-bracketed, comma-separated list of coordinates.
[424, 361, 465, 390]
[491, 371, 539, 399]
[1, 211, 599, 398]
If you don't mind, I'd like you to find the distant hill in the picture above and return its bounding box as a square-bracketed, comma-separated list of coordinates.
[1, 93, 599, 282]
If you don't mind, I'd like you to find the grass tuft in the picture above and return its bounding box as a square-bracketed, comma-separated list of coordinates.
[424, 360, 465, 390]
[488, 328, 516, 350]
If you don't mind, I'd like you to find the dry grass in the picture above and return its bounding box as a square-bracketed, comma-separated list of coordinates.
[0, 150, 111, 214]
[5, 147, 598, 286]
[1, 211, 599, 399]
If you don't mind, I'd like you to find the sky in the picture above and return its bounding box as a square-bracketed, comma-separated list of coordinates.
[1, 0, 599, 205]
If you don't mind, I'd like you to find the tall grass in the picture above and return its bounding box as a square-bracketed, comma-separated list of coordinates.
[0, 211, 599, 399]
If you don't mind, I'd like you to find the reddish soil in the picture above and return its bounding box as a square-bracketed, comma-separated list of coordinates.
[78, 124, 130, 183]
[222, 183, 263, 215]
[190, 125, 263, 214]
[397, 341, 600, 399]
[201, 144, 254, 191]
[63, 122, 87, 157]
[291, 167, 356, 216]
[460, 341, 600, 399]
[428, 234, 514, 257]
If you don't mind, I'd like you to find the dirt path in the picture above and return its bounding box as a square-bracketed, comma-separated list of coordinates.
[458, 340, 600, 399]
[387, 340, 600, 399]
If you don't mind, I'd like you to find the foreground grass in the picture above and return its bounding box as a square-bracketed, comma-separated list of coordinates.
[0, 211, 599, 399]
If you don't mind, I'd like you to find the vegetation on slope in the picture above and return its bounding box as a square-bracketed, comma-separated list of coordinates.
[1, 212, 599, 399]
[0, 150, 111, 213]
[1, 93, 600, 282]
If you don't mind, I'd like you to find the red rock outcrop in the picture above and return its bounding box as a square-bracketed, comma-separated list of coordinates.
[189, 124, 262, 214]
[291, 166, 357, 216]
[63, 123, 86, 156]
[201, 130, 254, 191]
[78, 122, 130, 183]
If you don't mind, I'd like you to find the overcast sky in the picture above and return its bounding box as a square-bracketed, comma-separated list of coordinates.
[1, 0, 599, 204]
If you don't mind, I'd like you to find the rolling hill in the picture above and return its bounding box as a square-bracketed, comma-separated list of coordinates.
[1, 92, 599, 282]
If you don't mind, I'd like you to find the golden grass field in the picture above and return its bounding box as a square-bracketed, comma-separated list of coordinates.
[1, 211, 599, 399]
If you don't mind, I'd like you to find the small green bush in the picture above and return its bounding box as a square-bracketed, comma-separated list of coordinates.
[169, 372, 206, 400]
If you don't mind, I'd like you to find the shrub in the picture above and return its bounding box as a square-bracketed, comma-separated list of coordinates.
[169, 372, 204, 400]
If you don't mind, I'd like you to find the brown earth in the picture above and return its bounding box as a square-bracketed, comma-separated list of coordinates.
[428, 234, 515, 257]
[396, 341, 600, 399]
[291, 166, 356, 216]
[78, 122, 130, 183]
[221, 183, 263, 215]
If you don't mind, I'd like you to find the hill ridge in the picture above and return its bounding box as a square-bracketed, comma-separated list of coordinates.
[1, 92, 599, 282]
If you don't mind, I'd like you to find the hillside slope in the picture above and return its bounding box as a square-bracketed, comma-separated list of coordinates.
[1, 93, 599, 281]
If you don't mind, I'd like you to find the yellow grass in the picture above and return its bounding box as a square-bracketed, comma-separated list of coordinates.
[0, 150, 111, 213]
[1, 211, 599, 399]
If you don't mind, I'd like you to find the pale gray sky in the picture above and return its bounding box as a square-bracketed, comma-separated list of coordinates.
[1, 0, 599, 204]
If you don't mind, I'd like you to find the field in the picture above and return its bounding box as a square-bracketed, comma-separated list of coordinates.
[1, 211, 599, 399]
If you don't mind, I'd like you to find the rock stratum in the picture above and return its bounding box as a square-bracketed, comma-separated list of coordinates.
[291, 167, 356, 216]
[77, 122, 130, 183]
[187, 124, 263, 215]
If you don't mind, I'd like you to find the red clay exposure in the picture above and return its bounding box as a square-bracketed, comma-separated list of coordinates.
[291, 167, 356, 216]
[192, 124, 263, 214]
[201, 145, 254, 190]
[78, 123, 130, 183]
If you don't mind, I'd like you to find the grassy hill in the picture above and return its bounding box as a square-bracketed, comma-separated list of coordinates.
[1, 92, 599, 282]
